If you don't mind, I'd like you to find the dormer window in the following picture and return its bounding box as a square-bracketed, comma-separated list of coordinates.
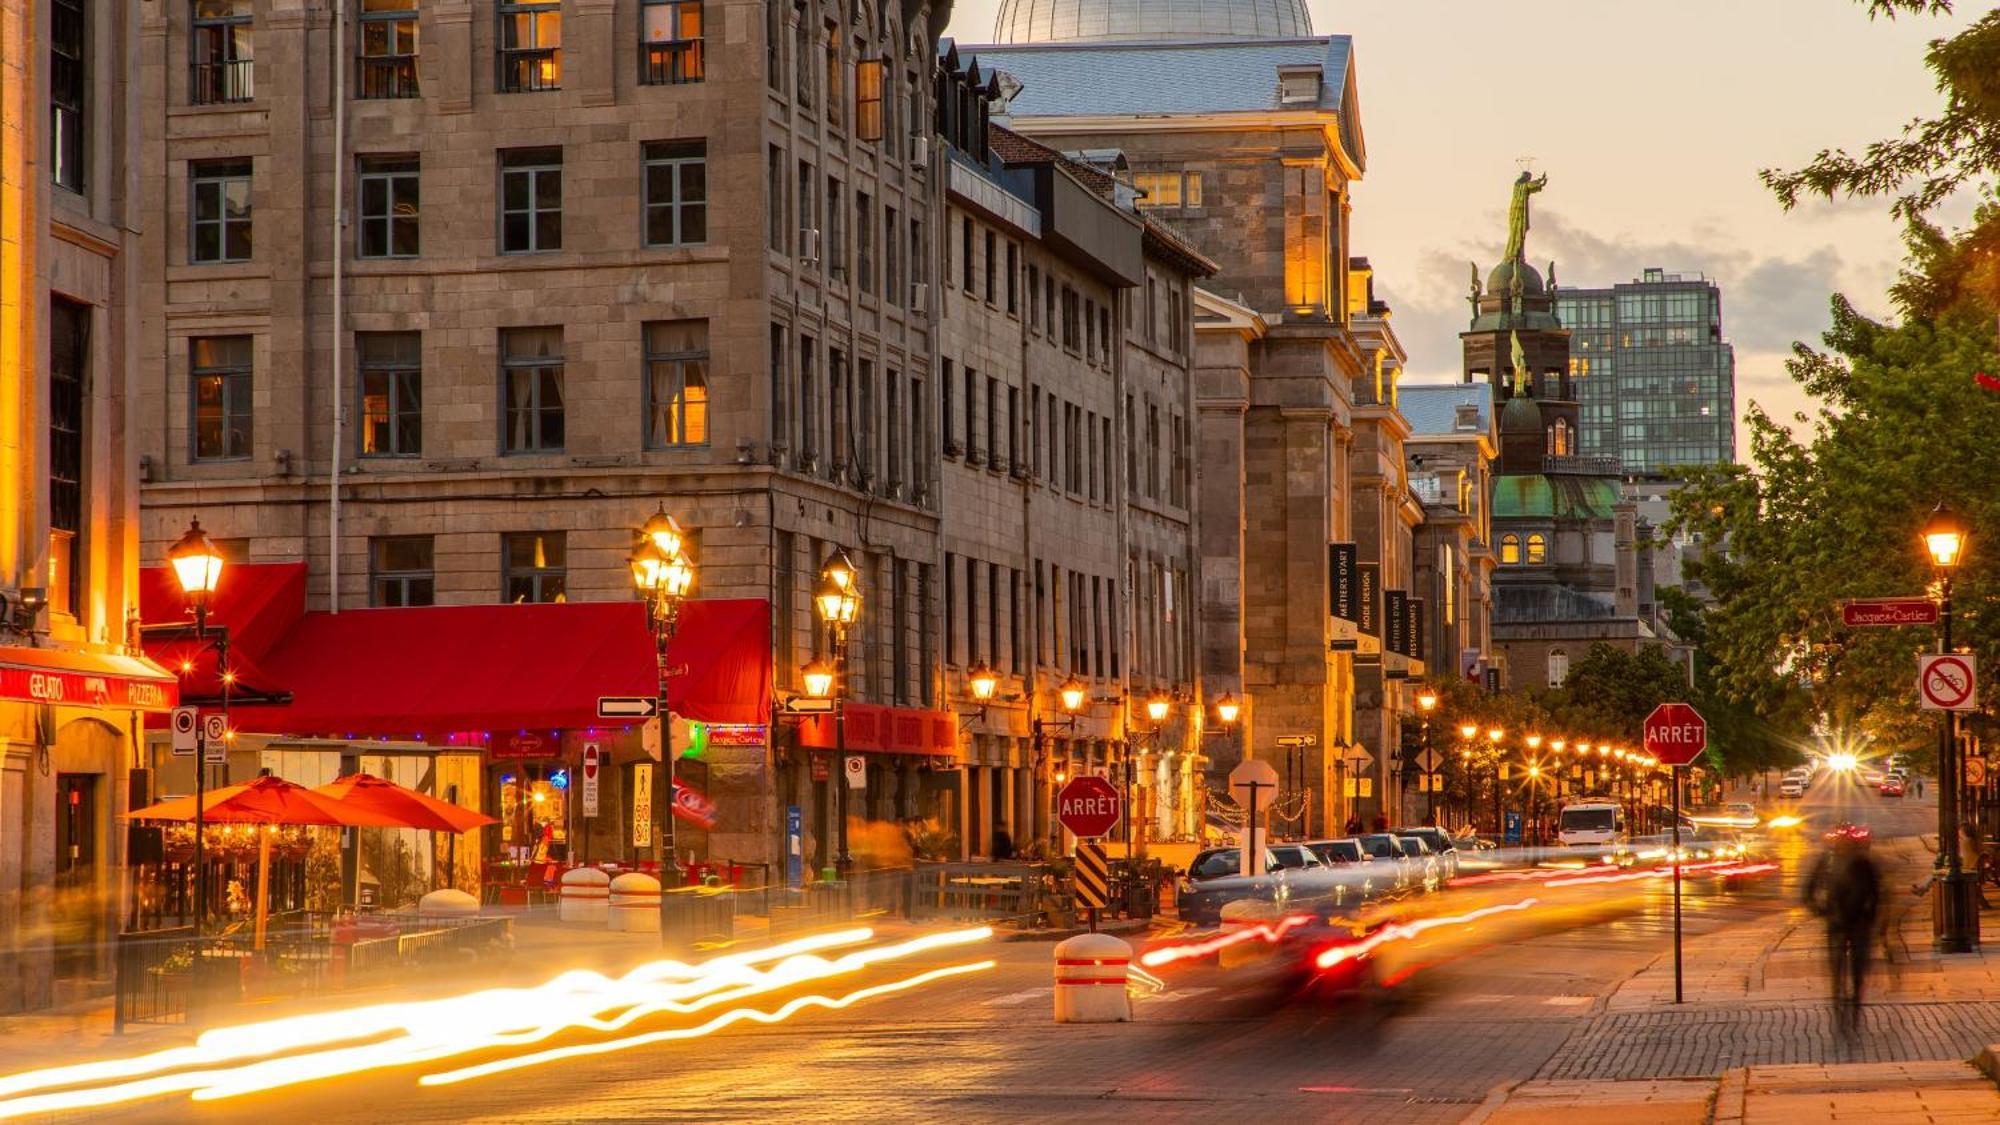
[1277, 64, 1320, 105]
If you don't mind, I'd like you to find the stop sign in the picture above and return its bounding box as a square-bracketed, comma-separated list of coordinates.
[1644, 702, 1708, 767]
[1055, 775, 1122, 838]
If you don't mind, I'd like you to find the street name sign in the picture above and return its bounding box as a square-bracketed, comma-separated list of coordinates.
[597, 696, 658, 719]
[1643, 703, 1708, 768]
[1842, 598, 1940, 628]
[1055, 775, 1121, 839]
[170, 707, 198, 756]
[782, 697, 837, 714]
[1919, 653, 1978, 712]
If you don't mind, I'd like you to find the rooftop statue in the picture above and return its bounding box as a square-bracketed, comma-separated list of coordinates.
[1503, 170, 1548, 263]
[1509, 330, 1530, 396]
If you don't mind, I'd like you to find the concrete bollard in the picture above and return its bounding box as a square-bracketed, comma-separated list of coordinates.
[416, 888, 480, 918]
[559, 867, 611, 923]
[607, 872, 662, 933]
[1053, 932, 1133, 1023]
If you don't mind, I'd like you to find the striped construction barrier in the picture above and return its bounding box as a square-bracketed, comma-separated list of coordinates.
[607, 872, 662, 933]
[1053, 931, 1132, 1023]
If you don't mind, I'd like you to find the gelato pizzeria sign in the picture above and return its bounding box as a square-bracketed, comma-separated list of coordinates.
[1840, 598, 1940, 628]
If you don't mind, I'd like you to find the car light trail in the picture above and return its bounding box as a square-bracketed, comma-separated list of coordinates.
[0, 926, 992, 1119]
[1765, 815, 1804, 829]
[1137, 912, 1316, 968]
[1314, 899, 1540, 970]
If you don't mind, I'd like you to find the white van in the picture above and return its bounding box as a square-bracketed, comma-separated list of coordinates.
[1557, 801, 1628, 847]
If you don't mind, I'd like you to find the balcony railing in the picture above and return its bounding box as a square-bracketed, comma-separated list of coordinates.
[358, 54, 420, 99]
[189, 59, 254, 105]
[497, 47, 560, 93]
[639, 39, 703, 85]
[1542, 454, 1623, 476]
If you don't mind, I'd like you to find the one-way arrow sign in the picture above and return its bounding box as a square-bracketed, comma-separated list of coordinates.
[598, 696, 659, 719]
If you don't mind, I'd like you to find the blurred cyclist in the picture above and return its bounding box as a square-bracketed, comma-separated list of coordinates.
[1805, 824, 1881, 1034]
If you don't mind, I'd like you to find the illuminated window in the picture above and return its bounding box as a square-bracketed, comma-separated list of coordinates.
[497, 0, 560, 92]
[1500, 534, 1520, 565]
[502, 531, 566, 603]
[357, 331, 421, 456]
[645, 319, 709, 447]
[1134, 171, 1201, 209]
[1548, 649, 1568, 688]
[1526, 534, 1547, 564]
[640, 0, 703, 85]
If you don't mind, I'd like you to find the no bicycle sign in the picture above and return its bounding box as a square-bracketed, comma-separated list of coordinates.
[1918, 653, 1977, 712]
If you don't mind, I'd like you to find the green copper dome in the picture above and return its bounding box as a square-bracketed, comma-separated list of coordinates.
[1492, 474, 1621, 521]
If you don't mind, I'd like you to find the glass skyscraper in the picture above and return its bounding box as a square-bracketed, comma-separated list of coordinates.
[1554, 268, 1735, 477]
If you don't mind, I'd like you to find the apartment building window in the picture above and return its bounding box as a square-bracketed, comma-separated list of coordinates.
[1441, 543, 1457, 625]
[1526, 533, 1547, 565]
[858, 360, 876, 487]
[1027, 266, 1040, 330]
[765, 0, 780, 89]
[828, 348, 848, 474]
[358, 331, 422, 456]
[823, 26, 842, 126]
[983, 230, 996, 303]
[646, 320, 709, 447]
[797, 159, 816, 260]
[767, 145, 788, 251]
[643, 139, 707, 246]
[1133, 170, 1201, 209]
[884, 206, 901, 306]
[502, 532, 566, 603]
[190, 159, 252, 264]
[856, 57, 884, 140]
[49, 299, 87, 617]
[1499, 533, 1521, 565]
[964, 557, 980, 668]
[909, 375, 926, 494]
[961, 365, 977, 460]
[1085, 298, 1096, 361]
[1046, 282, 1057, 341]
[1100, 415, 1112, 502]
[1085, 411, 1098, 501]
[1099, 306, 1111, 365]
[640, 0, 704, 84]
[918, 563, 935, 704]
[1007, 386, 1020, 470]
[358, 0, 420, 98]
[1145, 404, 1160, 499]
[501, 327, 564, 452]
[1123, 396, 1136, 497]
[190, 336, 253, 461]
[891, 562, 909, 702]
[939, 359, 955, 456]
[960, 218, 974, 291]
[886, 373, 902, 493]
[800, 334, 818, 465]
[370, 536, 435, 606]
[826, 177, 845, 280]
[497, 0, 560, 92]
[1061, 287, 1080, 352]
[1066, 404, 1082, 492]
[987, 564, 1000, 668]
[190, 0, 254, 105]
[1548, 649, 1569, 689]
[1005, 243, 1018, 314]
[357, 156, 419, 258]
[943, 553, 957, 665]
[499, 148, 561, 253]
[855, 192, 873, 292]
[984, 376, 998, 467]
[794, 14, 814, 108]
[51, 0, 86, 191]
[1170, 414, 1188, 507]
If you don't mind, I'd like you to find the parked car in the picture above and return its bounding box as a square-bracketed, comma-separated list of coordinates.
[1186, 846, 1280, 881]
[1268, 844, 1326, 873]
[1779, 778, 1805, 798]
[1880, 776, 1907, 798]
[1305, 838, 1368, 866]
[1355, 833, 1416, 891]
[1393, 826, 1460, 880]
[1394, 835, 1442, 893]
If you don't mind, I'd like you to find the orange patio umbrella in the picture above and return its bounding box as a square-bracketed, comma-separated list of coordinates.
[124, 775, 413, 949]
[310, 773, 498, 834]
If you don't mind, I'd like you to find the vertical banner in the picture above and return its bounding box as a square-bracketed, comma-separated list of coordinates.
[632, 762, 654, 849]
[1385, 590, 1408, 655]
[1356, 562, 1380, 637]
[1408, 599, 1426, 662]
[1329, 543, 1358, 621]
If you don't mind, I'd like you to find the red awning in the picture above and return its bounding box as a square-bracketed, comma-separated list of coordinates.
[0, 646, 178, 712]
[221, 598, 770, 739]
[140, 562, 305, 699]
[799, 702, 959, 756]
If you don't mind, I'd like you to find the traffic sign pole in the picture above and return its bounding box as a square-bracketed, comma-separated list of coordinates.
[1672, 764, 1683, 1005]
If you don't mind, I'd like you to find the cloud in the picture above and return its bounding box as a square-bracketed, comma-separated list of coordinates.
[1378, 207, 1849, 378]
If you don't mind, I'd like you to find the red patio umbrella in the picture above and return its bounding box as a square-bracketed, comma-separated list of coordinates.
[124, 775, 413, 948]
[310, 773, 497, 834]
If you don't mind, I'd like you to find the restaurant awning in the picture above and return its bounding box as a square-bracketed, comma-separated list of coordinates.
[139, 562, 305, 700]
[798, 702, 959, 757]
[0, 645, 178, 712]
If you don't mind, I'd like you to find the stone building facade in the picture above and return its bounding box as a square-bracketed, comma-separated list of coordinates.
[1401, 383, 1498, 689]
[1, 0, 178, 1011]
[135, 0, 954, 872]
[978, 25, 1376, 836]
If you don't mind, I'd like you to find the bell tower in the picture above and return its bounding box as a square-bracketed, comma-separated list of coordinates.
[1461, 171, 1578, 474]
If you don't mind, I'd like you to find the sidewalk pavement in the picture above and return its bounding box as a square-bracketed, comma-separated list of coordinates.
[1471, 834, 2000, 1123]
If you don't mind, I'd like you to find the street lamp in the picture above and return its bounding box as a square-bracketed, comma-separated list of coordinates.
[1924, 500, 1976, 952]
[1036, 678, 1089, 851]
[814, 551, 863, 876]
[1130, 695, 1172, 856]
[167, 518, 228, 931]
[1415, 691, 1439, 826]
[1486, 728, 1504, 837]
[1215, 694, 1242, 725]
[967, 663, 999, 708]
[632, 512, 697, 887]
[802, 659, 836, 700]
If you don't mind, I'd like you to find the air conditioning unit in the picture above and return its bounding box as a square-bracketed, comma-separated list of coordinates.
[910, 141, 928, 170]
[910, 282, 930, 307]
[799, 228, 822, 264]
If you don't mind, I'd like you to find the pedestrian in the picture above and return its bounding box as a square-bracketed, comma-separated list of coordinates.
[1915, 777, 1924, 798]
[1344, 815, 1363, 836]
[1371, 812, 1390, 833]
[991, 821, 1015, 862]
[1805, 824, 1881, 1035]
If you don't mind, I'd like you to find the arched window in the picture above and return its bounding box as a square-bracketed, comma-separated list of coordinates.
[1554, 418, 1571, 456]
[1526, 533, 1547, 564]
[1500, 534, 1521, 565]
[1548, 649, 1569, 688]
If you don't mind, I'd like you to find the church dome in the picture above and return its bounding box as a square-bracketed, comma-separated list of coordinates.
[1499, 393, 1544, 435]
[1486, 257, 1544, 297]
[992, 0, 1315, 43]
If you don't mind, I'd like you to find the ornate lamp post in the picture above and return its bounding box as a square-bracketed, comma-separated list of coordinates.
[1416, 690, 1439, 826]
[1925, 501, 1976, 952]
[809, 550, 862, 876]
[167, 518, 227, 929]
[1524, 735, 1544, 845]
[629, 509, 696, 885]
[1486, 727, 1505, 836]
[1035, 678, 1088, 851]
[1131, 695, 1171, 855]
[1459, 723, 1478, 831]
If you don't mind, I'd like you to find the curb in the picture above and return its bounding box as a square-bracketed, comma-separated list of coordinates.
[1457, 1078, 1520, 1124]
[1710, 1067, 1747, 1124]
[1974, 1044, 2000, 1087]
